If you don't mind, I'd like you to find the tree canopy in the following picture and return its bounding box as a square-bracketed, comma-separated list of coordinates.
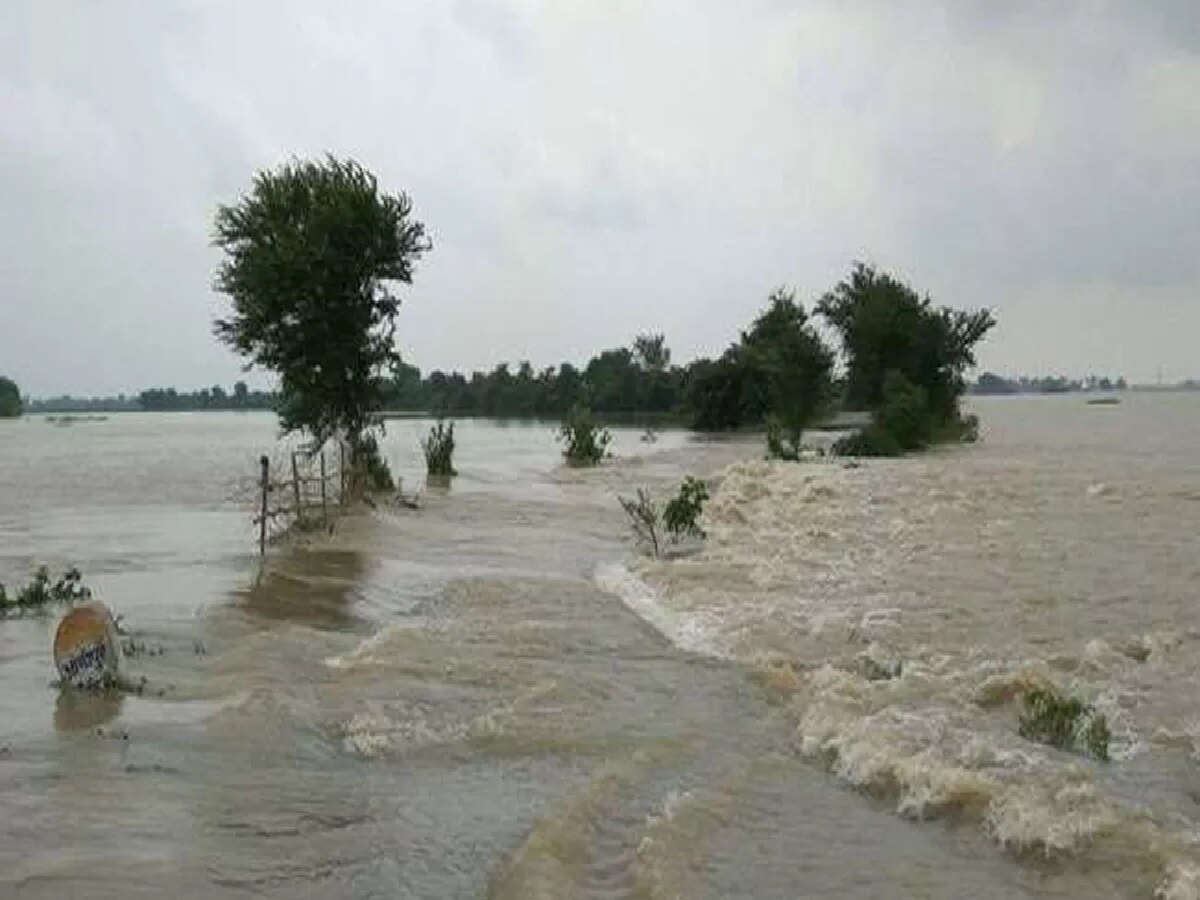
[818, 263, 995, 424]
[212, 156, 430, 447]
[0, 376, 22, 418]
[685, 290, 832, 441]
[819, 263, 996, 454]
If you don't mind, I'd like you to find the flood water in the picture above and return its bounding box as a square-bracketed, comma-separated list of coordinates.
[1, 397, 1198, 898]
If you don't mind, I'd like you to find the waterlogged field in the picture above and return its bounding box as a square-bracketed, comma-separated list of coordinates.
[0, 398, 1197, 898]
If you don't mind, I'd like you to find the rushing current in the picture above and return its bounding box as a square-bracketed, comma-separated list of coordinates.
[1, 395, 1198, 899]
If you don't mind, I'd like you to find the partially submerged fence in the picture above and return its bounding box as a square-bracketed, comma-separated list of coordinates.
[254, 442, 349, 554]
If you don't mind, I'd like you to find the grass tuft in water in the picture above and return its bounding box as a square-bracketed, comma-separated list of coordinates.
[1018, 686, 1110, 762]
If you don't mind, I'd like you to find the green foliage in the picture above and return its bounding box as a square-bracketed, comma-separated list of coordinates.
[0, 375, 22, 418]
[765, 416, 801, 461]
[688, 290, 833, 436]
[932, 412, 980, 444]
[1018, 687, 1110, 762]
[0, 566, 92, 614]
[633, 333, 670, 372]
[620, 477, 709, 556]
[663, 476, 709, 540]
[859, 657, 903, 681]
[358, 433, 395, 492]
[139, 383, 275, 411]
[212, 156, 430, 447]
[832, 423, 904, 458]
[558, 405, 611, 466]
[874, 371, 932, 451]
[686, 350, 763, 431]
[421, 420, 457, 476]
[618, 489, 661, 557]
[817, 262, 995, 426]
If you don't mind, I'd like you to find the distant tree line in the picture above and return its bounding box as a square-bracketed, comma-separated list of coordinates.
[380, 332, 686, 421]
[380, 262, 995, 458]
[26, 382, 277, 413]
[138, 382, 276, 411]
[22, 261, 997, 464]
[973, 373, 1129, 395]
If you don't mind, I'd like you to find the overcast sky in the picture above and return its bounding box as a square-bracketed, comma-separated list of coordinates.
[2, 1, 1197, 396]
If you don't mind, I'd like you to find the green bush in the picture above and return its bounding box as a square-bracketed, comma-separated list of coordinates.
[663, 476, 708, 540]
[620, 477, 709, 556]
[1018, 687, 1110, 762]
[558, 405, 611, 466]
[358, 433, 395, 492]
[875, 371, 932, 451]
[0, 566, 92, 614]
[421, 419, 457, 476]
[832, 423, 903, 458]
[859, 657, 903, 681]
[932, 412, 980, 444]
[765, 416, 802, 461]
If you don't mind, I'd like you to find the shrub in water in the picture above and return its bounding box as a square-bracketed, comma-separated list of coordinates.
[875, 371, 932, 451]
[558, 405, 611, 466]
[620, 477, 710, 556]
[932, 412, 980, 444]
[859, 657, 903, 681]
[832, 423, 903, 458]
[421, 420, 457, 476]
[618, 489, 661, 557]
[765, 416, 802, 462]
[1018, 686, 1110, 762]
[0, 566, 92, 614]
[663, 476, 708, 541]
[358, 433, 395, 492]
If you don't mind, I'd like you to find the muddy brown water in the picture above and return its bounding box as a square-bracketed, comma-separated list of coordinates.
[0, 400, 1197, 898]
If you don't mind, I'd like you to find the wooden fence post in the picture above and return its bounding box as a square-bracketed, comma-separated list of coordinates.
[291, 452, 302, 526]
[258, 455, 269, 556]
[320, 451, 328, 523]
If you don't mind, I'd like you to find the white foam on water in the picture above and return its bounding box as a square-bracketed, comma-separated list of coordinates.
[593, 561, 727, 658]
[323, 621, 426, 671]
[984, 781, 1120, 856]
[341, 707, 471, 757]
[596, 448, 1200, 893]
[1158, 863, 1200, 900]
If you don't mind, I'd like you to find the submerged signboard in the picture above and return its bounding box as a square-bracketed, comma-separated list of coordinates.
[54, 601, 120, 690]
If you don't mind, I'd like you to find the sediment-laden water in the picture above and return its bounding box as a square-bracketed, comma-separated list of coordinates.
[0, 398, 1197, 898]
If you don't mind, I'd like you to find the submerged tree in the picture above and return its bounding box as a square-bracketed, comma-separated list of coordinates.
[0, 376, 22, 418]
[817, 263, 995, 422]
[212, 156, 431, 460]
[686, 289, 833, 454]
[743, 289, 834, 458]
[819, 263, 994, 452]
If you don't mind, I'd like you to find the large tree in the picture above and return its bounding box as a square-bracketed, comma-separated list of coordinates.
[212, 156, 430, 451]
[0, 376, 22, 418]
[743, 289, 834, 456]
[817, 263, 995, 423]
[686, 290, 832, 440]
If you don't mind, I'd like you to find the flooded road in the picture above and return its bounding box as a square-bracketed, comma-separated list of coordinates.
[1, 400, 1197, 898]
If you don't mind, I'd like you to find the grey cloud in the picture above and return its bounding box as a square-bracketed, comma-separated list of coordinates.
[1, 0, 1197, 396]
